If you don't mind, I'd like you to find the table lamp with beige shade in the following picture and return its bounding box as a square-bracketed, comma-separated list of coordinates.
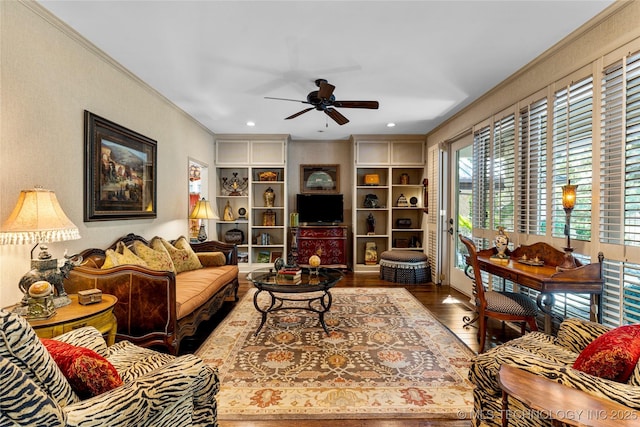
[0, 187, 81, 316]
[189, 197, 219, 242]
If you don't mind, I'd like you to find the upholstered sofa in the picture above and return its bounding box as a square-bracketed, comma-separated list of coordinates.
[469, 318, 640, 426]
[0, 309, 219, 427]
[64, 233, 239, 355]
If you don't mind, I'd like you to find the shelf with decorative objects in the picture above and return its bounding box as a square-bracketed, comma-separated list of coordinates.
[351, 136, 426, 273]
[214, 135, 289, 271]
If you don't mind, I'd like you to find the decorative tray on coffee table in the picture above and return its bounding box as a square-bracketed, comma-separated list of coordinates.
[517, 257, 544, 266]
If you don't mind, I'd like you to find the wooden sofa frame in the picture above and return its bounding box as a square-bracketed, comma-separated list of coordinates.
[64, 233, 239, 355]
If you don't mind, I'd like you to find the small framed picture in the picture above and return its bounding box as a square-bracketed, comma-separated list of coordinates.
[300, 164, 339, 194]
[256, 251, 271, 263]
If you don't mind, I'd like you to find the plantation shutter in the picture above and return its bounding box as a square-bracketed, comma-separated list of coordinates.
[600, 58, 625, 244]
[600, 50, 640, 325]
[551, 77, 593, 242]
[472, 126, 491, 231]
[492, 114, 515, 232]
[518, 98, 547, 235]
[550, 76, 593, 320]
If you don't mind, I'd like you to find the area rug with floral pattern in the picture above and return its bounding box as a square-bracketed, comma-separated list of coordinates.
[196, 287, 474, 420]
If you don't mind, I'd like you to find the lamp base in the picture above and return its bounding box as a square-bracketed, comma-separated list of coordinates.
[197, 224, 208, 242]
[557, 247, 578, 271]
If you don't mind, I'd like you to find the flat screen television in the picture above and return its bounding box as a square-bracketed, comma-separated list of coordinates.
[296, 194, 344, 224]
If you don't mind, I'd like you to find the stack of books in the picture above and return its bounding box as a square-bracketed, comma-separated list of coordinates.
[277, 267, 302, 284]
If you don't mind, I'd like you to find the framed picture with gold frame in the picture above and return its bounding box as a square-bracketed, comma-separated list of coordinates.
[300, 164, 339, 194]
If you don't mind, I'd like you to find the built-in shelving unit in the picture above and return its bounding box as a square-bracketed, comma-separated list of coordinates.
[351, 136, 426, 273]
[214, 135, 289, 271]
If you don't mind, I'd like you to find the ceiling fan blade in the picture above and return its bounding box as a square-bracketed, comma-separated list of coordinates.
[265, 96, 309, 104]
[333, 100, 379, 109]
[324, 107, 349, 125]
[285, 107, 314, 120]
[317, 81, 336, 100]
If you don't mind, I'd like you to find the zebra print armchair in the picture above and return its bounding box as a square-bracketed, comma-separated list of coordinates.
[0, 309, 219, 427]
[468, 318, 640, 427]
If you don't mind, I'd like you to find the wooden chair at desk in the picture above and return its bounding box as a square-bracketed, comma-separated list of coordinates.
[459, 234, 539, 353]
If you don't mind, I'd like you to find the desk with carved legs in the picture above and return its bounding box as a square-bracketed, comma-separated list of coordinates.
[474, 242, 604, 333]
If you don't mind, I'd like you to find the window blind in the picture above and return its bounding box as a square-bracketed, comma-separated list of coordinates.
[492, 114, 515, 231]
[472, 126, 491, 230]
[552, 77, 593, 241]
[518, 98, 548, 235]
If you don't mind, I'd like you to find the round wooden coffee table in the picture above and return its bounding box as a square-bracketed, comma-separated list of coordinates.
[247, 267, 343, 335]
[24, 294, 118, 345]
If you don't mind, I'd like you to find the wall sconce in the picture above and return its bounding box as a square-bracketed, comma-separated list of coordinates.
[0, 187, 81, 316]
[189, 198, 219, 242]
[559, 180, 578, 270]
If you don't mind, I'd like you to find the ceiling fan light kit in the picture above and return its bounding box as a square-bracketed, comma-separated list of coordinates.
[265, 78, 379, 125]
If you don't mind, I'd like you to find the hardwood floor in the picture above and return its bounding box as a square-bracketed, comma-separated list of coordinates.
[180, 272, 524, 427]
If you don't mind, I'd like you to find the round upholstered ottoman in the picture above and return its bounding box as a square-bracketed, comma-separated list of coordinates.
[379, 250, 431, 284]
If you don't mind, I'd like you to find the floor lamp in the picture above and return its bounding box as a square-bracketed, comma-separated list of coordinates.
[189, 198, 219, 242]
[559, 180, 578, 270]
[0, 187, 81, 316]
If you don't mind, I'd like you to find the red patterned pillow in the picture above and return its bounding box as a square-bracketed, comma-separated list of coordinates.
[41, 339, 123, 399]
[573, 324, 640, 382]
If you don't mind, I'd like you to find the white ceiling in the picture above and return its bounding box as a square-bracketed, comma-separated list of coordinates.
[38, 0, 614, 141]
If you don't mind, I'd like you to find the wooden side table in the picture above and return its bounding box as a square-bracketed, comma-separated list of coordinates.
[25, 294, 118, 346]
[498, 364, 638, 427]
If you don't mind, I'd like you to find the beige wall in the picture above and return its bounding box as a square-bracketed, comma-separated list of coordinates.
[0, 1, 215, 306]
[287, 140, 352, 220]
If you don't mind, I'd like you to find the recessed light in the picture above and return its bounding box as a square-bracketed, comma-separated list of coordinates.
[386, 122, 396, 128]
[246, 121, 255, 127]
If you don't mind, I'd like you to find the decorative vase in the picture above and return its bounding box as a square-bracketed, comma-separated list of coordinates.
[263, 187, 275, 207]
[364, 242, 378, 265]
[400, 173, 410, 185]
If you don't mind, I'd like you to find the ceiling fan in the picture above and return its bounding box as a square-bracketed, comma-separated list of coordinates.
[265, 78, 379, 125]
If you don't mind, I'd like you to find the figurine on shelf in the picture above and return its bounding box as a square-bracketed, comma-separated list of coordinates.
[366, 213, 376, 235]
[223, 201, 234, 221]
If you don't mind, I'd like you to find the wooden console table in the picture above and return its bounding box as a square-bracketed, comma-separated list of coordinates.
[25, 294, 118, 345]
[290, 225, 349, 269]
[474, 242, 604, 333]
[498, 364, 638, 427]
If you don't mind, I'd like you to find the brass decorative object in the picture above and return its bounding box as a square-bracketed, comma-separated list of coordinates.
[263, 210, 276, 226]
[263, 187, 275, 207]
[221, 172, 248, 196]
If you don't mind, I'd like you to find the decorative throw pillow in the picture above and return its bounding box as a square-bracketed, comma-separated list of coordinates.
[153, 236, 203, 273]
[41, 339, 123, 399]
[573, 324, 640, 382]
[197, 251, 227, 267]
[101, 241, 148, 270]
[132, 240, 175, 272]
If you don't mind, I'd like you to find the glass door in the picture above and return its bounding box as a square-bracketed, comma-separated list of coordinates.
[447, 139, 473, 295]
